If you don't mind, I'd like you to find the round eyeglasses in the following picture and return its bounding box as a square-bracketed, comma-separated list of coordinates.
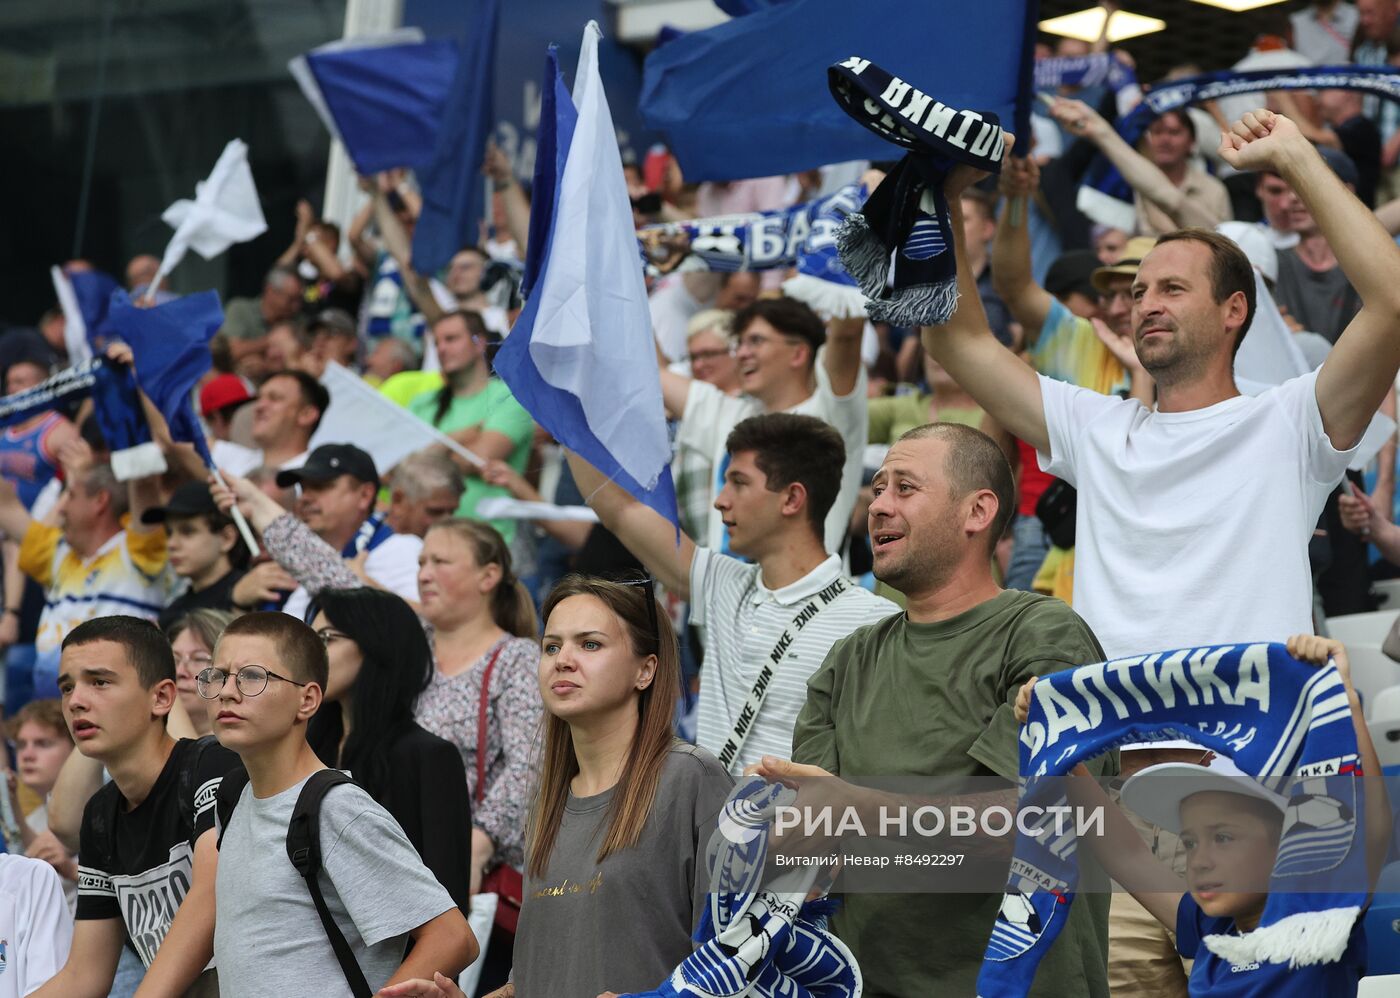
[195, 665, 308, 699]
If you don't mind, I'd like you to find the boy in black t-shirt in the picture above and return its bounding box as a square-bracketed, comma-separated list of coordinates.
[34, 615, 241, 998]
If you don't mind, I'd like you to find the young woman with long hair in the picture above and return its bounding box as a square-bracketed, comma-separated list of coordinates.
[507, 575, 731, 998]
[308, 586, 474, 910]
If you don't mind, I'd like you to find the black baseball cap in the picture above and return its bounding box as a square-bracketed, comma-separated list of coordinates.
[276, 443, 380, 492]
[141, 482, 221, 525]
[1043, 250, 1100, 303]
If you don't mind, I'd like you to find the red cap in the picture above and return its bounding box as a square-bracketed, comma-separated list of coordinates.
[199, 374, 253, 417]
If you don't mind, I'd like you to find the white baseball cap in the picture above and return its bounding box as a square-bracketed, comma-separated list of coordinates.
[1120, 756, 1288, 833]
[1216, 221, 1279, 285]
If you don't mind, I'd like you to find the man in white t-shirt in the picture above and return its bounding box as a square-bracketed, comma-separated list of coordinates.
[568, 413, 897, 776]
[660, 297, 866, 556]
[923, 109, 1400, 661]
[211, 369, 326, 476]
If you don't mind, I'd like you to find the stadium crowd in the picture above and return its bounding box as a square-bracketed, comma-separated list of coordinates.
[5, 5, 1400, 997]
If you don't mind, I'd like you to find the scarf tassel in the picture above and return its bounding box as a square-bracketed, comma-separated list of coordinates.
[836, 211, 961, 326]
[1202, 906, 1361, 970]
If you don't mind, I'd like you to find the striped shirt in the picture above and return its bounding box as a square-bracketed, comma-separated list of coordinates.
[690, 548, 898, 775]
[20, 519, 171, 695]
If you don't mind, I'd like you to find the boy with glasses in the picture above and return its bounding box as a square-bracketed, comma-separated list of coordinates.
[203, 612, 476, 994]
[34, 615, 241, 998]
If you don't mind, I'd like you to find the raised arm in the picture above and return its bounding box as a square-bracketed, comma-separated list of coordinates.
[921, 157, 1050, 455]
[565, 450, 695, 599]
[0, 477, 33, 545]
[483, 142, 530, 257]
[992, 156, 1057, 338]
[822, 317, 864, 397]
[1049, 97, 1223, 229]
[1221, 111, 1400, 449]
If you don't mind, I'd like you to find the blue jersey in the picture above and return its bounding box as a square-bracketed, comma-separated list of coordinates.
[1176, 894, 1366, 998]
[0, 412, 64, 509]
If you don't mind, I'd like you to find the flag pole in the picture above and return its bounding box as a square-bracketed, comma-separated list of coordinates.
[211, 466, 261, 558]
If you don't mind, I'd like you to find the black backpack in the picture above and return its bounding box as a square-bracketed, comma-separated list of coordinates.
[216, 768, 372, 998]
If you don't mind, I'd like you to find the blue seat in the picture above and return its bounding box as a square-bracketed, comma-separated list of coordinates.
[1369, 862, 1400, 975]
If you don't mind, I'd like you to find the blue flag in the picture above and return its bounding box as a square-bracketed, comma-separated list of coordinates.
[496, 26, 678, 532]
[411, 0, 502, 275]
[104, 289, 224, 466]
[295, 35, 459, 175]
[641, 0, 1037, 181]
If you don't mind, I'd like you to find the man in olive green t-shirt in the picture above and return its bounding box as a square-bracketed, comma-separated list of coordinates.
[759, 423, 1113, 998]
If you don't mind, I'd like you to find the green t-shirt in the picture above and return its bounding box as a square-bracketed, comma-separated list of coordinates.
[407, 378, 534, 540]
[793, 589, 1115, 998]
[866, 391, 983, 445]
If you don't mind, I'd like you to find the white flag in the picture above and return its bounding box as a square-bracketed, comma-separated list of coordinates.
[149, 139, 267, 294]
[310, 362, 482, 475]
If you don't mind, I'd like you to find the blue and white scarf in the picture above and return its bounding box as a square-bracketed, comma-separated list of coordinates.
[1077, 65, 1400, 229]
[1033, 54, 1136, 95]
[641, 184, 868, 318]
[828, 56, 1006, 326]
[0, 357, 163, 480]
[978, 642, 1367, 998]
[622, 776, 862, 998]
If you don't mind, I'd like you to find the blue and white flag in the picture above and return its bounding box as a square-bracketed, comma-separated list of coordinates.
[411, 0, 502, 276]
[289, 30, 458, 175]
[104, 289, 224, 468]
[50, 266, 120, 366]
[495, 25, 678, 530]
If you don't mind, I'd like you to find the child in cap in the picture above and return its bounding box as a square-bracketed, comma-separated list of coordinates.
[1014, 634, 1392, 997]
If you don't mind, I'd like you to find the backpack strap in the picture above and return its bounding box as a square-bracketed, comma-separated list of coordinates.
[287, 770, 372, 998]
[214, 767, 251, 850]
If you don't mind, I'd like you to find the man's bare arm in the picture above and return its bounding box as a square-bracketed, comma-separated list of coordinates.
[992, 156, 1057, 338]
[921, 160, 1050, 455]
[1224, 113, 1400, 448]
[566, 450, 695, 598]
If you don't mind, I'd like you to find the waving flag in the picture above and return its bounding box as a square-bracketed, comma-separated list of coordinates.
[50, 265, 120, 365]
[641, 0, 1037, 181]
[104, 289, 224, 466]
[289, 29, 458, 175]
[495, 27, 678, 530]
[411, 0, 502, 275]
[149, 139, 267, 295]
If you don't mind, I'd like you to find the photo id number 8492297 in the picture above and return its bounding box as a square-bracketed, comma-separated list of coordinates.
[893, 854, 965, 867]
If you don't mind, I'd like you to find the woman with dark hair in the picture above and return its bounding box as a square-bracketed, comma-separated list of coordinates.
[307, 586, 473, 911]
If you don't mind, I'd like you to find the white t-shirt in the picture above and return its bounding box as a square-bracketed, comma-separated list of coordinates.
[649, 276, 706, 363]
[211, 440, 307, 477]
[689, 548, 899, 775]
[1038, 369, 1356, 660]
[677, 358, 868, 555]
[0, 855, 72, 997]
[282, 531, 423, 621]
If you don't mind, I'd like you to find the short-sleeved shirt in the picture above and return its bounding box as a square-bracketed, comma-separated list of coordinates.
[1274, 251, 1361, 346]
[1031, 298, 1130, 398]
[866, 392, 983, 446]
[792, 590, 1114, 997]
[689, 548, 898, 775]
[408, 378, 535, 541]
[20, 519, 171, 697]
[513, 744, 733, 998]
[1037, 369, 1358, 660]
[1134, 166, 1232, 238]
[77, 738, 242, 966]
[213, 774, 456, 996]
[0, 855, 72, 998]
[1175, 893, 1366, 997]
[677, 360, 867, 554]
